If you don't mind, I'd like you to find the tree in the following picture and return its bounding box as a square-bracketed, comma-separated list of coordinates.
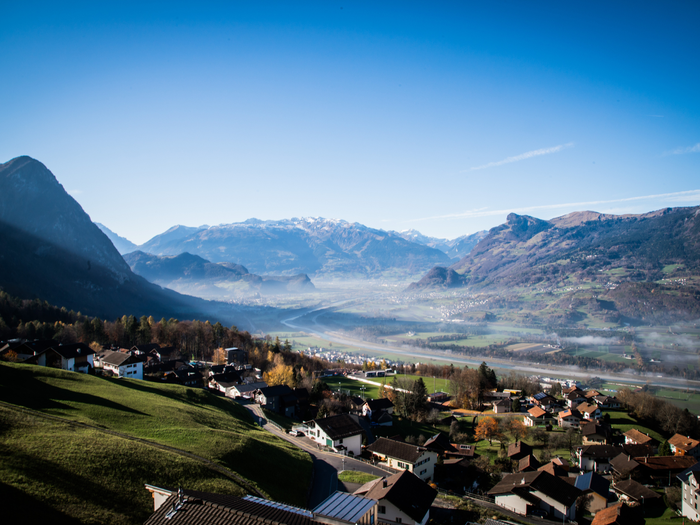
[406, 378, 429, 421]
[475, 416, 500, 445]
[503, 417, 528, 441]
[212, 347, 227, 365]
[659, 440, 671, 456]
[511, 398, 521, 413]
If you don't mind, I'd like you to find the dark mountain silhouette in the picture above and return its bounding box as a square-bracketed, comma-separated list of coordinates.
[0, 156, 233, 321]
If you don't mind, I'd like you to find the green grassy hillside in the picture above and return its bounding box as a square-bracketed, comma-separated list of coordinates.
[0, 362, 312, 523]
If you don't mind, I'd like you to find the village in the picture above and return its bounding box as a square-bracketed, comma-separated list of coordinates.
[2, 337, 700, 525]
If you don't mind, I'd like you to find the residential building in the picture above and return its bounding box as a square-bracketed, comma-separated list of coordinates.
[100, 350, 144, 379]
[524, 406, 548, 427]
[574, 471, 611, 514]
[488, 470, 581, 521]
[306, 414, 365, 456]
[365, 438, 438, 481]
[518, 455, 541, 472]
[590, 502, 644, 525]
[576, 402, 602, 420]
[493, 398, 511, 414]
[557, 409, 582, 429]
[25, 342, 95, 373]
[507, 441, 533, 462]
[582, 421, 612, 445]
[354, 470, 437, 525]
[669, 434, 700, 459]
[255, 385, 297, 417]
[678, 462, 700, 522]
[612, 478, 662, 505]
[623, 429, 654, 447]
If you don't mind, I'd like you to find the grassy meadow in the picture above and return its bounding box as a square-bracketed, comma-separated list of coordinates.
[0, 362, 313, 523]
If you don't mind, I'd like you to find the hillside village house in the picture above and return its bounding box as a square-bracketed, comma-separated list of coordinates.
[488, 470, 581, 521]
[669, 434, 700, 459]
[100, 350, 144, 379]
[557, 409, 582, 429]
[678, 463, 700, 522]
[254, 385, 297, 417]
[582, 421, 613, 445]
[306, 414, 365, 456]
[524, 406, 548, 427]
[231, 381, 268, 399]
[25, 342, 95, 373]
[353, 470, 437, 525]
[623, 429, 655, 448]
[573, 471, 611, 514]
[576, 402, 602, 420]
[366, 438, 438, 481]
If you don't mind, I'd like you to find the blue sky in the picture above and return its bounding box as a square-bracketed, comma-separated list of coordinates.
[1, 1, 699, 244]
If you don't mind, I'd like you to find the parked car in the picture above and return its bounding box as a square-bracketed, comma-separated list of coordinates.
[288, 430, 304, 437]
[529, 509, 548, 519]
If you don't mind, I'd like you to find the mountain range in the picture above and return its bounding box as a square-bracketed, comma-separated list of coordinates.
[0, 156, 233, 321]
[117, 218, 461, 280]
[409, 207, 700, 291]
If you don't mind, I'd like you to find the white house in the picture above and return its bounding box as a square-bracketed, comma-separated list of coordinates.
[557, 409, 582, 429]
[365, 437, 438, 481]
[354, 470, 437, 525]
[26, 343, 95, 373]
[101, 351, 144, 380]
[305, 414, 365, 456]
[678, 463, 700, 522]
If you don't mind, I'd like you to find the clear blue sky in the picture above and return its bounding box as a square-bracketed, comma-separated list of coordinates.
[2, 1, 699, 244]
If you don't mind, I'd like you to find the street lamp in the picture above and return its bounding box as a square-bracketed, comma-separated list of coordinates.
[360, 386, 366, 400]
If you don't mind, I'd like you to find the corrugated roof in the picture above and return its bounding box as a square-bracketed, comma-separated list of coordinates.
[312, 492, 375, 523]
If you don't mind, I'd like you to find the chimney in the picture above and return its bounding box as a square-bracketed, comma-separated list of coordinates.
[382, 479, 387, 488]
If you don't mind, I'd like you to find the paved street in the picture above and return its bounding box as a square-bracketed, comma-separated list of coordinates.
[237, 399, 395, 508]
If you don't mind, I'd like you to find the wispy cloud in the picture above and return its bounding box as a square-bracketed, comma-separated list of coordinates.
[467, 142, 574, 171]
[667, 142, 700, 155]
[409, 189, 700, 223]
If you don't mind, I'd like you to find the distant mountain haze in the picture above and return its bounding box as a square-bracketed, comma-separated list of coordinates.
[135, 217, 457, 279]
[123, 251, 315, 298]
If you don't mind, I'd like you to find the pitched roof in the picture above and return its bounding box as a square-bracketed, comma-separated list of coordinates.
[574, 471, 610, 498]
[610, 453, 640, 476]
[313, 414, 365, 440]
[537, 461, 567, 477]
[612, 479, 662, 502]
[527, 406, 547, 418]
[579, 445, 619, 459]
[258, 385, 294, 398]
[45, 342, 95, 359]
[507, 441, 533, 459]
[366, 398, 394, 411]
[366, 437, 428, 463]
[356, 470, 437, 523]
[591, 502, 644, 525]
[558, 409, 581, 419]
[582, 421, 611, 438]
[312, 491, 376, 524]
[576, 402, 599, 415]
[424, 433, 457, 454]
[669, 433, 700, 452]
[101, 350, 140, 366]
[623, 429, 653, 445]
[634, 455, 698, 471]
[518, 455, 541, 472]
[489, 470, 581, 507]
[144, 488, 313, 525]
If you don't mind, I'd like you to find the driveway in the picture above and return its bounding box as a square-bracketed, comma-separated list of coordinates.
[237, 399, 395, 508]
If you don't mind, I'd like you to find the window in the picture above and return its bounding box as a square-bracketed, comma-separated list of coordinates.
[396, 518, 402, 523]
[420, 469, 427, 475]
[378, 506, 385, 514]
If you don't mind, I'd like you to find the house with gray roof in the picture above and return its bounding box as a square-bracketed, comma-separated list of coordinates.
[365, 437, 438, 481]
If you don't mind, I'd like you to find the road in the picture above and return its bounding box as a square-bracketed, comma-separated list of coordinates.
[237, 399, 395, 509]
[282, 306, 700, 392]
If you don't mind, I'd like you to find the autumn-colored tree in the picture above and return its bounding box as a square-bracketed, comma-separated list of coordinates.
[212, 347, 227, 365]
[503, 417, 529, 441]
[475, 416, 500, 445]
